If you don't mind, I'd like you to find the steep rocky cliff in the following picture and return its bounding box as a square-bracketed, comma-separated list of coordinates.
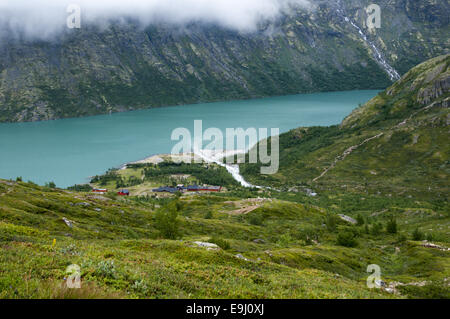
[0, 0, 448, 122]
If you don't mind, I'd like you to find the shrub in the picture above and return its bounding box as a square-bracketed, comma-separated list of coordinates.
[155, 207, 180, 239]
[356, 214, 365, 226]
[60, 244, 80, 256]
[412, 228, 425, 241]
[209, 237, 231, 250]
[95, 260, 117, 279]
[397, 233, 407, 243]
[16, 176, 22, 182]
[325, 214, 339, 232]
[248, 214, 264, 226]
[371, 222, 383, 236]
[386, 217, 398, 234]
[336, 231, 358, 247]
[203, 211, 213, 219]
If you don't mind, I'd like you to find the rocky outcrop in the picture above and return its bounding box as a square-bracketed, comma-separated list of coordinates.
[417, 76, 450, 105]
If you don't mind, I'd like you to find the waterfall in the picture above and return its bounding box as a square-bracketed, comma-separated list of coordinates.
[193, 149, 260, 188]
[335, 1, 401, 81]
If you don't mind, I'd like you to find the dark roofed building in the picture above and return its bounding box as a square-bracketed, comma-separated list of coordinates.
[152, 186, 179, 193]
[187, 185, 221, 192]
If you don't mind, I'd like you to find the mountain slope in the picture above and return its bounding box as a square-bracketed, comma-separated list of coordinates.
[0, 0, 448, 122]
[1, 175, 449, 299]
[241, 54, 449, 198]
[0, 179, 396, 299]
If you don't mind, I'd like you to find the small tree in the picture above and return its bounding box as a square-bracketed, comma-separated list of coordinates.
[336, 231, 358, 247]
[155, 207, 180, 239]
[45, 181, 56, 189]
[325, 214, 338, 232]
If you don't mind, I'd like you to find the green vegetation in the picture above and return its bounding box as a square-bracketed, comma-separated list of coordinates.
[236, 55, 450, 297]
[242, 55, 450, 198]
[0, 56, 448, 299]
[154, 202, 181, 240]
[1, 166, 448, 299]
[336, 231, 358, 248]
[1, 179, 405, 299]
[67, 184, 93, 192]
[412, 228, 425, 241]
[91, 162, 239, 191]
[208, 237, 231, 251]
[386, 217, 398, 234]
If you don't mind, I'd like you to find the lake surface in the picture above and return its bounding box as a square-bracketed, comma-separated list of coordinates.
[0, 90, 378, 187]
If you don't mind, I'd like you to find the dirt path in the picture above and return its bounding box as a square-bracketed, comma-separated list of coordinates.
[313, 133, 384, 182]
[229, 205, 260, 215]
[225, 198, 272, 215]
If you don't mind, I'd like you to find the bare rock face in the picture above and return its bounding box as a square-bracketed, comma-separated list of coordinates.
[417, 75, 450, 105]
[62, 217, 74, 228]
[338, 214, 357, 225]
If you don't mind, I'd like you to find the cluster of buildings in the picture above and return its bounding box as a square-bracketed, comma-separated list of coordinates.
[92, 185, 221, 196]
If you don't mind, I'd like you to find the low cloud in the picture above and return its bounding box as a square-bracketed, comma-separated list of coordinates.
[0, 0, 312, 40]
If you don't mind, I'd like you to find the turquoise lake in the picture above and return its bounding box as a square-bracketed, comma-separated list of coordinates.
[0, 90, 378, 187]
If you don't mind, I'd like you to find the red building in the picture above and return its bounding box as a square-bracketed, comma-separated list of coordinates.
[117, 189, 130, 196]
[92, 188, 107, 193]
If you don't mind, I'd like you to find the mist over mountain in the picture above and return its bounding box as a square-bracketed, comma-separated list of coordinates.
[0, 0, 312, 40]
[0, 0, 448, 122]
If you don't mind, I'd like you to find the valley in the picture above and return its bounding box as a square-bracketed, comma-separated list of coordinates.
[0, 55, 449, 299]
[0, 1, 448, 302]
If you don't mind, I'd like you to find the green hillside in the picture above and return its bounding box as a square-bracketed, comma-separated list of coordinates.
[1, 177, 449, 299]
[241, 54, 449, 198]
[0, 56, 449, 300]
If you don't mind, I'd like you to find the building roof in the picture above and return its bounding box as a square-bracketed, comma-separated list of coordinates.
[152, 186, 179, 193]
